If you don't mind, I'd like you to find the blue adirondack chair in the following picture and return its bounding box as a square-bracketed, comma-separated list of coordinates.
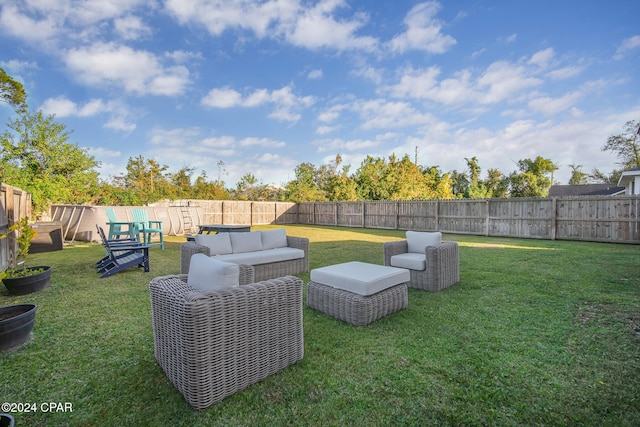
[105, 208, 136, 241]
[131, 208, 164, 249]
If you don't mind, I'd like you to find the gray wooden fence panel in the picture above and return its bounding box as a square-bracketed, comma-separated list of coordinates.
[364, 201, 397, 229]
[337, 202, 364, 228]
[296, 203, 315, 224]
[397, 201, 437, 231]
[275, 202, 298, 224]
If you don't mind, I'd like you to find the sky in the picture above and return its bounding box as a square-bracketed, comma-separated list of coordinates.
[1, 0, 639, 188]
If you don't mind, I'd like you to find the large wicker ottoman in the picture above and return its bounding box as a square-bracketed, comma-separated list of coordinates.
[307, 261, 410, 326]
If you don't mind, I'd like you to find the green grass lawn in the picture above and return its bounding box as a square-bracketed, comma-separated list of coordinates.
[1, 225, 639, 426]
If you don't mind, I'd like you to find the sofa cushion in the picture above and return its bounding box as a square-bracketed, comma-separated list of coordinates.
[406, 231, 441, 253]
[230, 231, 263, 254]
[187, 253, 239, 291]
[390, 253, 426, 271]
[194, 233, 232, 255]
[261, 228, 287, 250]
[213, 247, 304, 266]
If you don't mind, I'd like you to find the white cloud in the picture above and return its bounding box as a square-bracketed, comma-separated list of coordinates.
[313, 137, 380, 153]
[64, 42, 190, 96]
[499, 33, 517, 43]
[40, 96, 136, 132]
[614, 35, 640, 59]
[528, 48, 554, 69]
[114, 14, 152, 40]
[387, 1, 456, 54]
[477, 61, 542, 104]
[283, 0, 377, 51]
[202, 84, 314, 122]
[164, 0, 378, 52]
[0, 4, 58, 44]
[547, 65, 583, 80]
[353, 99, 434, 130]
[528, 91, 582, 116]
[307, 69, 323, 79]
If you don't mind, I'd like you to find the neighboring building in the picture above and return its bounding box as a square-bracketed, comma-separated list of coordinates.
[548, 184, 625, 197]
[617, 167, 640, 195]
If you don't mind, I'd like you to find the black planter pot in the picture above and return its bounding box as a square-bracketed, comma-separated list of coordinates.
[0, 303, 37, 352]
[2, 266, 52, 295]
[0, 413, 14, 427]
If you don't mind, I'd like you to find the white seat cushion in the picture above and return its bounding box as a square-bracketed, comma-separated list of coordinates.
[390, 253, 426, 271]
[194, 233, 232, 255]
[261, 228, 287, 250]
[187, 254, 239, 291]
[310, 261, 409, 296]
[230, 231, 263, 253]
[213, 247, 304, 266]
[406, 231, 441, 253]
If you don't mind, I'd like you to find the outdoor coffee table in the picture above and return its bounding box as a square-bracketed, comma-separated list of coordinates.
[307, 261, 409, 326]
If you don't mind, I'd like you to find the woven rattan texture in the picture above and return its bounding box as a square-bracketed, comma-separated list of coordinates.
[383, 240, 460, 291]
[180, 235, 309, 282]
[307, 281, 408, 326]
[149, 273, 304, 409]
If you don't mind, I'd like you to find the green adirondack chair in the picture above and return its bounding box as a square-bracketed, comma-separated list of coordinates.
[105, 208, 136, 241]
[131, 209, 164, 249]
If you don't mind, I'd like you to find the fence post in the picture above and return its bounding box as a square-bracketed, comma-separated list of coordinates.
[551, 197, 557, 240]
[485, 199, 490, 237]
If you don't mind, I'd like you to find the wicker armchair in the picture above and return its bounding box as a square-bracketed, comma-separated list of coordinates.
[383, 238, 459, 292]
[149, 268, 304, 409]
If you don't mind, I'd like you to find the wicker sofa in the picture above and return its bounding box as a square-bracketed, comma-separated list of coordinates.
[180, 228, 309, 282]
[149, 266, 304, 410]
[383, 231, 460, 292]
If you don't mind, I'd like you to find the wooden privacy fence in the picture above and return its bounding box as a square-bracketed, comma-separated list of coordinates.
[1, 183, 32, 271]
[48, 196, 640, 244]
[298, 196, 640, 244]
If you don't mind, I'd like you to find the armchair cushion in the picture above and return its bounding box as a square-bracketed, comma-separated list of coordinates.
[406, 231, 441, 253]
[187, 254, 239, 291]
[194, 233, 233, 255]
[261, 228, 287, 250]
[390, 252, 426, 271]
[230, 231, 263, 253]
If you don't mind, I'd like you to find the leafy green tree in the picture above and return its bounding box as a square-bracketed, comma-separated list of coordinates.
[0, 68, 28, 115]
[449, 170, 468, 198]
[508, 156, 558, 197]
[589, 168, 621, 185]
[464, 156, 491, 198]
[121, 155, 172, 204]
[325, 165, 358, 201]
[485, 168, 509, 198]
[1, 110, 100, 215]
[602, 120, 640, 170]
[285, 162, 327, 202]
[353, 155, 392, 200]
[423, 166, 456, 199]
[568, 164, 588, 185]
[170, 166, 196, 199]
[193, 171, 229, 200]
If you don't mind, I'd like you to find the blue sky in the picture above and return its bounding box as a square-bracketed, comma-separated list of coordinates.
[1, 0, 639, 187]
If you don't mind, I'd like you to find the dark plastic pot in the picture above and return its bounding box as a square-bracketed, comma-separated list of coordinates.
[0, 413, 14, 427]
[2, 266, 51, 295]
[0, 303, 37, 352]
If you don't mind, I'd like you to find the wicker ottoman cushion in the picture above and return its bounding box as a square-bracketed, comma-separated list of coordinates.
[310, 261, 409, 296]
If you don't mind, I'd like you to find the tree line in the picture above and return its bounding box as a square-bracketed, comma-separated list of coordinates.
[1, 68, 639, 216]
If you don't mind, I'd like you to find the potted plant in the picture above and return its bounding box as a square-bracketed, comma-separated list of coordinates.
[1, 217, 52, 295]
